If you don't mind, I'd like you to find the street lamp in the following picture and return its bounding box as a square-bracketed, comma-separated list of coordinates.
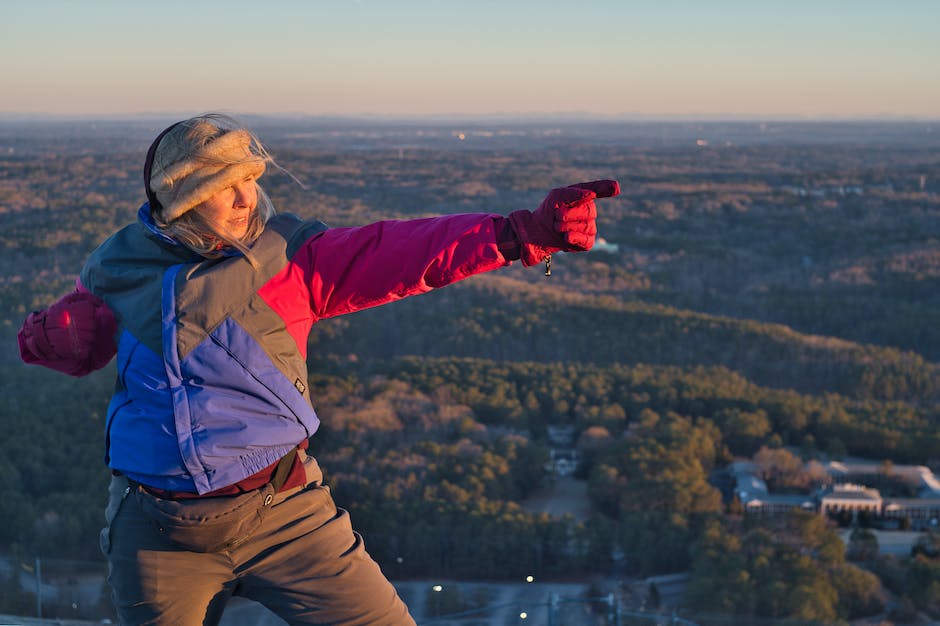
[430, 585, 443, 618]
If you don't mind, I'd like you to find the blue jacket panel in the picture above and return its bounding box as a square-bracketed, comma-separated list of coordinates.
[106, 330, 191, 489]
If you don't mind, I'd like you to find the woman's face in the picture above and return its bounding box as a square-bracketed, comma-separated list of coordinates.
[194, 177, 258, 240]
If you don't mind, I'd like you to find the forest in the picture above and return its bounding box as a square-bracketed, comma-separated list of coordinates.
[0, 118, 938, 623]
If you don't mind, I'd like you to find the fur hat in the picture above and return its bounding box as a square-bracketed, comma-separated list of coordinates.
[148, 121, 267, 223]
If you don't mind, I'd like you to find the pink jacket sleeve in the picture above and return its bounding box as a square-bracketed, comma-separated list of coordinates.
[17, 281, 118, 377]
[295, 213, 513, 320]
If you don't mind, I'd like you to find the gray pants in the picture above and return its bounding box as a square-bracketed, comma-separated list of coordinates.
[101, 452, 415, 626]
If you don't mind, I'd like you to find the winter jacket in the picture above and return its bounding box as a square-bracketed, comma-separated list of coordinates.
[21, 204, 513, 494]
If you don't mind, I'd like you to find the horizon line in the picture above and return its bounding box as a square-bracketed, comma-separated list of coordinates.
[1, 111, 938, 124]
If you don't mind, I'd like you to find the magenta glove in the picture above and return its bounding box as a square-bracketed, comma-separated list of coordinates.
[18, 290, 117, 375]
[508, 179, 620, 266]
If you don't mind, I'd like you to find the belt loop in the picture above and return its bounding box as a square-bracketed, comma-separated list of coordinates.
[269, 448, 298, 493]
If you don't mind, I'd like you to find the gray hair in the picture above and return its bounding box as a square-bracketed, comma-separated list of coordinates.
[148, 113, 278, 262]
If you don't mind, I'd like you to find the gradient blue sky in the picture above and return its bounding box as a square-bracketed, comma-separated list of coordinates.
[2, 0, 938, 119]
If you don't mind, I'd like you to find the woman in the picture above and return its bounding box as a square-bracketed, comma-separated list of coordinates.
[18, 113, 619, 625]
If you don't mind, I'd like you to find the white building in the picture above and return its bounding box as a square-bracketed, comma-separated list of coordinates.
[818, 484, 882, 515]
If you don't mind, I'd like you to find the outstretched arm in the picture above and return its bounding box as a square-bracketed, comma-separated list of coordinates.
[297, 212, 513, 320]
[17, 282, 117, 376]
[287, 179, 619, 321]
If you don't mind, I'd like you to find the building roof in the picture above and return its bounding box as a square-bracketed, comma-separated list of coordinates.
[745, 494, 815, 508]
[735, 474, 769, 501]
[884, 498, 940, 509]
[821, 484, 881, 502]
[827, 461, 937, 483]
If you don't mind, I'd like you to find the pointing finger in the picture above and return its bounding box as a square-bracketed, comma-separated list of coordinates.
[548, 186, 597, 208]
[569, 179, 620, 199]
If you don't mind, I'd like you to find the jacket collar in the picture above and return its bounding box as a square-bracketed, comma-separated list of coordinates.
[138, 202, 183, 247]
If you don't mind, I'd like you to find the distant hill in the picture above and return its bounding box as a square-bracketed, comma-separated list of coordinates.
[310, 273, 940, 406]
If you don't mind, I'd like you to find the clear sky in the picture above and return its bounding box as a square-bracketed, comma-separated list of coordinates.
[2, 0, 938, 119]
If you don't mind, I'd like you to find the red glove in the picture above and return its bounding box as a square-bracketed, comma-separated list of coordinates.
[18, 290, 117, 374]
[508, 179, 620, 266]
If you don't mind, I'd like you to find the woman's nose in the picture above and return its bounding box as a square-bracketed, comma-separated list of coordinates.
[233, 182, 253, 207]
